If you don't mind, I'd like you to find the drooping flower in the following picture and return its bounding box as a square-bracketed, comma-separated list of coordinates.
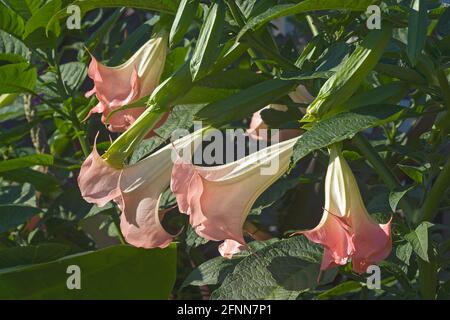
[247, 85, 314, 141]
[85, 34, 167, 133]
[78, 131, 203, 248]
[295, 145, 392, 274]
[171, 135, 301, 257]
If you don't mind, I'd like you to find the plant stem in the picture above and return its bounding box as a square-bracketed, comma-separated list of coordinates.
[306, 15, 319, 36]
[111, 208, 126, 245]
[353, 133, 414, 216]
[419, 158, 450, 222]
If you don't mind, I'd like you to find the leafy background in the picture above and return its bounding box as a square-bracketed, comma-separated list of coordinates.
[0, 0, 449, 299]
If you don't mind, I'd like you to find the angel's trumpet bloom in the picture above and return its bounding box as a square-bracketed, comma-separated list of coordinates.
[171, 136, 301, 257]
[85, 35, 167, 133]
[247, 85, 313, 141]
[78, 131, 202, 248]
[296, 145, 392, 273]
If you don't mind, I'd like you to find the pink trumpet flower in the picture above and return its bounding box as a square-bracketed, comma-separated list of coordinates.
[247, 85, 314, 141]
[78, 131, 202, 248]
[85, 35, 167, 133]
[171, 136, 301, 258]
[295, 145, 392, 274]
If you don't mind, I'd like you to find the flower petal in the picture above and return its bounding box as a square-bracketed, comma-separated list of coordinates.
[350, 217, 392, 273]
[218, 239, 247, 259]
[118, 146, 175, 248]
[77, 139, 121, 207]
[299, 212, 355, 270]
[85, 36, 167, 132]
[172, 136, 300, 256]
[118, 130, 204, 248]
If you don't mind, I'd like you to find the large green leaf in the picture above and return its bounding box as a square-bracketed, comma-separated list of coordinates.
[291, 104, 404, 168]
[317, 281, 362, 300]
[23, 0, 61, 39]
[0, 168, 62, 195]
[238, 0, 374, 39]
[0, 63, 37, 94]
[181, 256, 241, 288]
[0, 2, 25, 38]
[0, 244, 177, 299]
[196, 79, 296, 127]
[47, 0, 180, 32]
[305, 25, 393, 121]
[0, 244, 72, 269]
[190, 0, 225, 80]
[407, 0, 428, 66]
[3, 0, 42, 20]
[169, 0, 198, 47]
[211, 236, 335, 299]
[0, 154, 53, 173]
[0, 30, 30, 62]
[0, 205, 41, 232]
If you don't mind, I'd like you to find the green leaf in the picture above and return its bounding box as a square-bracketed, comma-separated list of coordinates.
[0, 183, 36, 206]
[185, 225, 209, 248]
[47, 0, 180, 33]
[404, 221, 433, 262]
[23, 0, 61, 39]
[175, 87, 239, 105]
[196, 79, 296, 127]
[316, 281, 362, 300]
[379, 260, 413, 292]
[389, 185, 415, 212]
[0, 154, 53, 173]
[291, 104, 404, 168]
[0, 2, 25, 38]
[0, 93, 18, 109]
[0, 244, 177, 299]
[407, 0, 428, 66]
[59, 62, 88, 92]
[211, 236, 334, 299]
[0, 244, 72, 269]
[196, 68, 270, 89]
[190, 0, 225, 80]
[0, 63, 37, 94]
[0, 168, 61, 195]
[238, 0, 374, 39]
[169, 0, 198, 47]
[305, 25, 393, 121]
[398, 164, 424, 184]
[3, 0, 42, 20]
[395, 242, 413, 273]
[84, 203, 116, 219]
[0, 30, 30, 63]
[0, 205, 41, 232]
[182, 256, 241, 288]
[71, 0, 179, 13]
[335, 82, 408, 115]
[375, 63, 426, 84]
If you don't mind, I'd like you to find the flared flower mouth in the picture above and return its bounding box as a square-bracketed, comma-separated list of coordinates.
[78, 130, 204, 249]
[295, 144, 392, 273]
[171, 135, 301, 257]
[85, 34, 167, 133]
